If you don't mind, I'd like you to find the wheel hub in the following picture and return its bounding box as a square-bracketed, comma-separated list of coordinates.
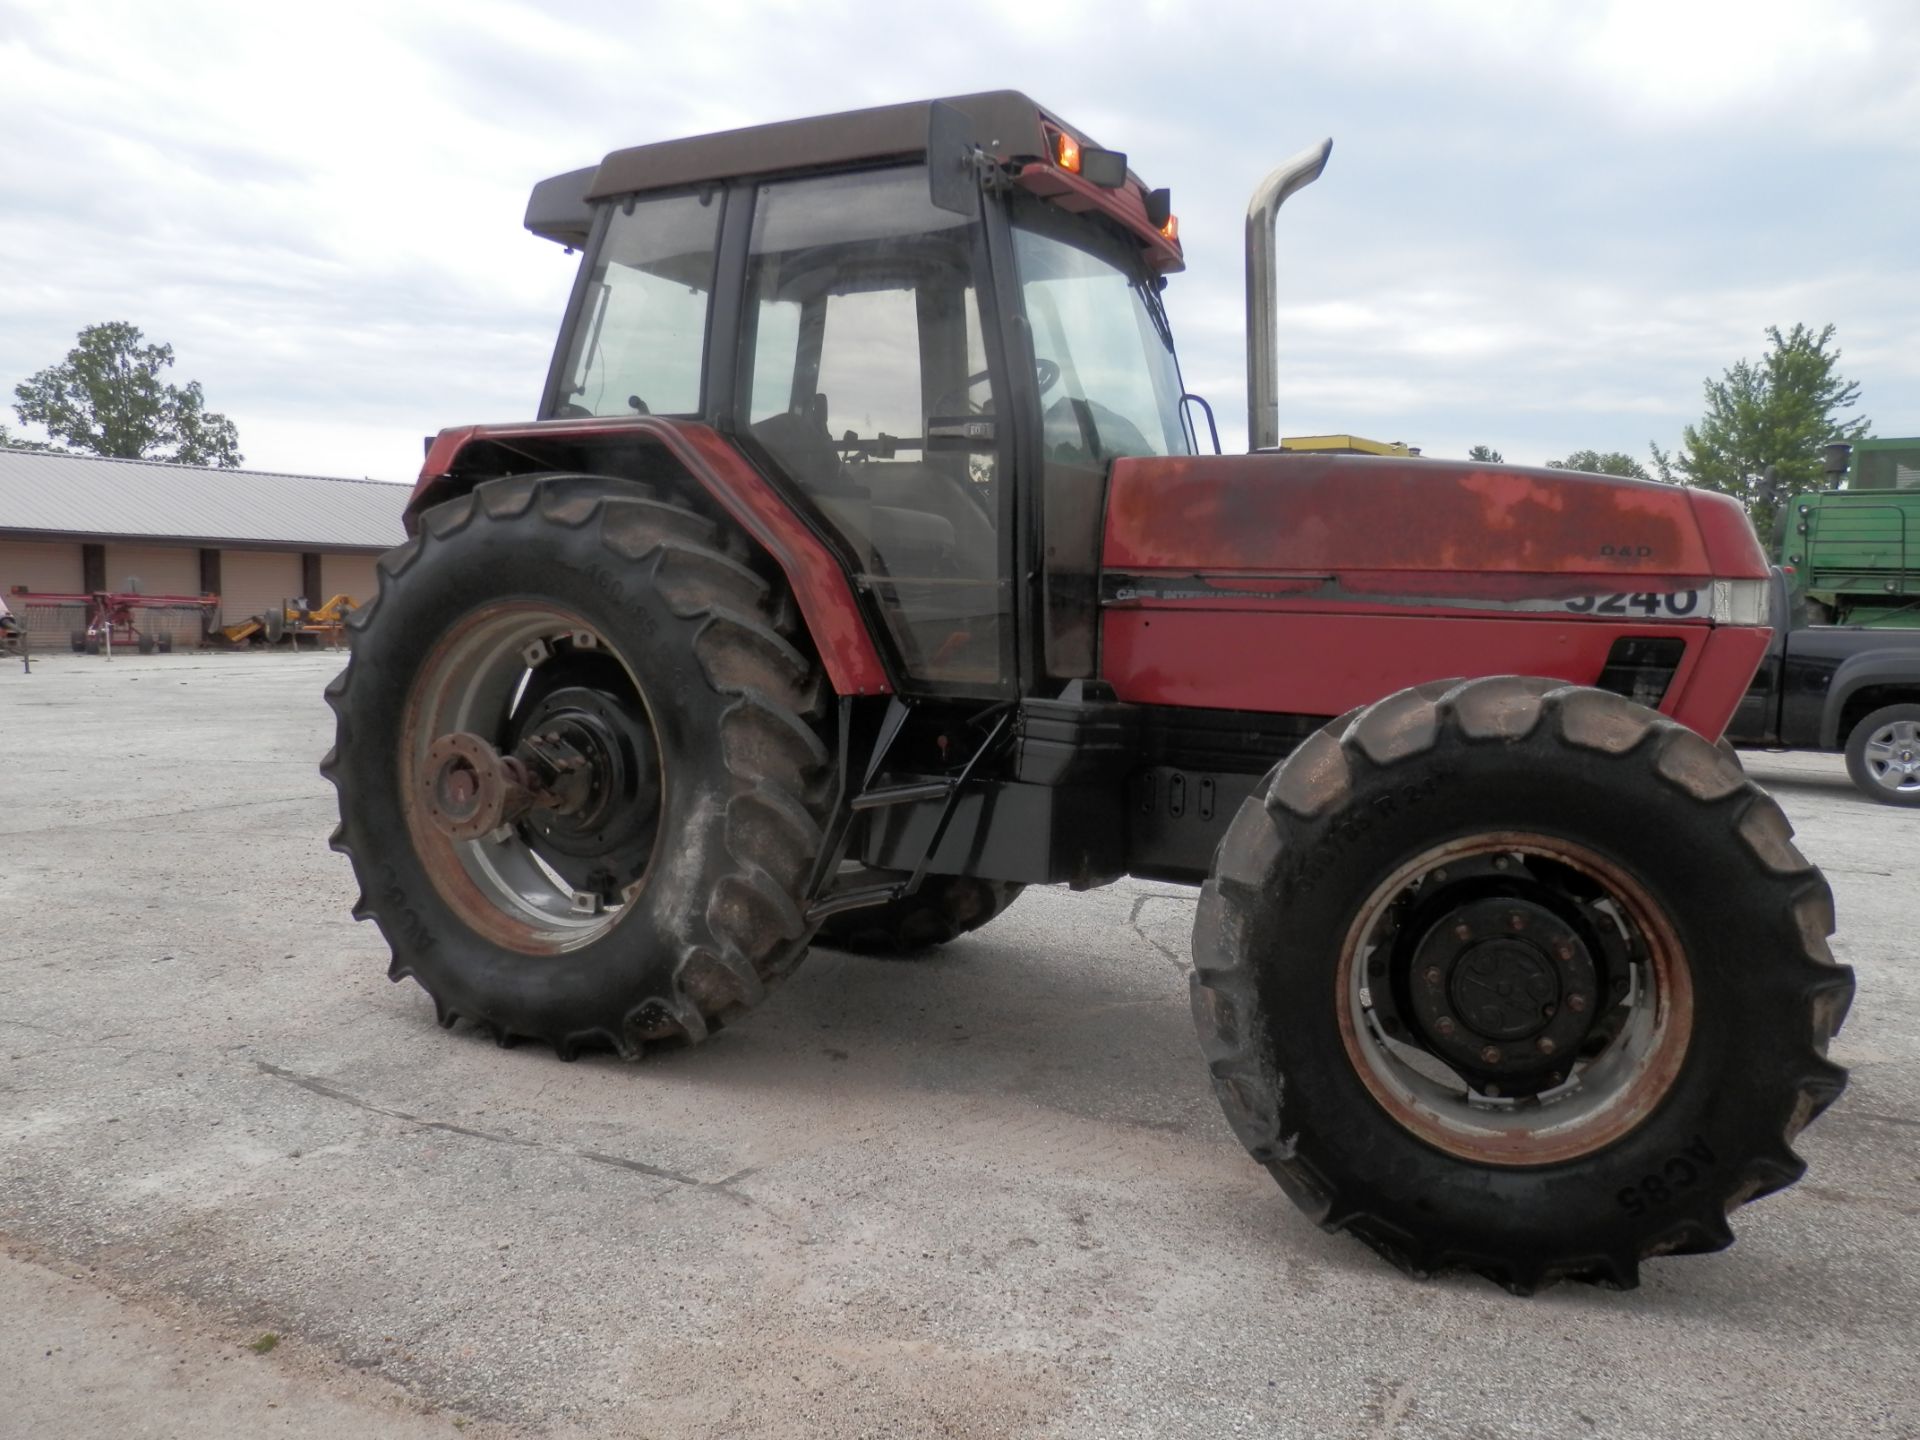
[1450, 939, 1559, 1040]
[513, 685, 661, 879]
[1406, 895, 1599, 1089]
[1864, 719, 1920, 790]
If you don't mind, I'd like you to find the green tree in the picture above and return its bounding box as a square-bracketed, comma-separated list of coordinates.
[1650, 323, 1868, 545]
[0, 422, 55, 452]
[1467, 444, 1504, 463]
[12, 321, 242, 468]
[1547, 449, 1652, 481]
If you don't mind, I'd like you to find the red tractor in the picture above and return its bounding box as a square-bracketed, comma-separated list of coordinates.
[324, 93, 1852, 1291]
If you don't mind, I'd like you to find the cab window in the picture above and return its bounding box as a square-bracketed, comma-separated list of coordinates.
[558, 191, 720, 418]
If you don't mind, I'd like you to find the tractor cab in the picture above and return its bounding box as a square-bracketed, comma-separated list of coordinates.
[529, 92, 1192, 694]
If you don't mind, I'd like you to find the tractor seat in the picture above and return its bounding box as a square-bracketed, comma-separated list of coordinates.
[868, 504, 956, 560]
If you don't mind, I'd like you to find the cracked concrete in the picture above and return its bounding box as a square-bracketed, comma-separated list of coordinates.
[2, 651, 1918, 1439]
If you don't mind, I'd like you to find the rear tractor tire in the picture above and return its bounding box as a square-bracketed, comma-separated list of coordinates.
[813, 875, 1024, 954]
[323, 472, 833, 1058]
[1191, 676, 1854, 1292]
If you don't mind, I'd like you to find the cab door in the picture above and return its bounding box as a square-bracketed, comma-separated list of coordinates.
[730, 163, 1016, 697]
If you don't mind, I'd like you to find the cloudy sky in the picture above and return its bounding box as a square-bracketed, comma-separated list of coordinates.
[3, 0, 1915, 480]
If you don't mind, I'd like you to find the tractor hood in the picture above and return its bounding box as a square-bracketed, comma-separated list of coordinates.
[1096, 452, 1774, 733]
[1101, 452, 1770, 607]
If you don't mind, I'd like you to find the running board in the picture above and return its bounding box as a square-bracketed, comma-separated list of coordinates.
[849, 778, 956, 810]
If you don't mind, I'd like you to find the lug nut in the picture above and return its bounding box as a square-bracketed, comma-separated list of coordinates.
[1536, 1036, 1557, 1056]
[1493, 856, 1510, 871]
[1425, 966, 1444, 985]
[1480, 1045, 1503, 1064]
[1556, 944, 1575, 961]
[1507, 912, 1526, 931]
[1567, 994, 1588, 1013]
[1431, 868, 1448, 883]
[1454, 923, 1473, 942]
[1435, 1016, 1456, 1037]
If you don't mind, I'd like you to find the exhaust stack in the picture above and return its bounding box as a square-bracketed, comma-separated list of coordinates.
[1245, 138, 1333, 451]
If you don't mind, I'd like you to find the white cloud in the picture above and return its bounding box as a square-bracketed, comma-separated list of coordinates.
[1, 0, 1915, 481]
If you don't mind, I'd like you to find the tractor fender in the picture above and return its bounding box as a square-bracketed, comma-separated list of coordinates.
[1821, 649, 1920, 748]
[407, 417, 890, 696]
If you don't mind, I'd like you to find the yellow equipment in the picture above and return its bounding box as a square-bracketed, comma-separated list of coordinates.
[1280, 433, 1423, 457]
[221, 594, 359, 647]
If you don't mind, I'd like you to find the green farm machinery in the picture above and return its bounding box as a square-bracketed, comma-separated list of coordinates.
[1781, 439, 1920, 627]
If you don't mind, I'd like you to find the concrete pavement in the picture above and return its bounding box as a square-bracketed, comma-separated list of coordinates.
[2, 651, 1915, 1438]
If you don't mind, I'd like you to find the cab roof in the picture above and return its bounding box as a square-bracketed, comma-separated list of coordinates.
[523, 91, 1183, 272]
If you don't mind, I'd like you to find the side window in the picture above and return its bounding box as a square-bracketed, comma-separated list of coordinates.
[736, 166, 1008, 690]
[557, 191, 720, 418]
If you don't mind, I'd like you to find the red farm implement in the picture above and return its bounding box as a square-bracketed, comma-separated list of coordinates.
[8, 587, 218, 656]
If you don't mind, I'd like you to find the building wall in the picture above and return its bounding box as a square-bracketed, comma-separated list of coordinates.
[0, 538, 85, 648]
[2, 536, 388, 649]
[320, 551, 382, 608]
[219, 549, 303, 629]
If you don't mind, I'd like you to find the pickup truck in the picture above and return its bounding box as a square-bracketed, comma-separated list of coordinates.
[1726, 567, 1920, 806]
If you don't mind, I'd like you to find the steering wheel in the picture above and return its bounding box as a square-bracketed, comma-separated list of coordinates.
[937, 358, 1061, 416]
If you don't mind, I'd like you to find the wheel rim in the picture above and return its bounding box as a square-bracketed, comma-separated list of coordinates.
[1862, 719, 1920, 794]
[400, 602, 664, 954]
[1336, 832, 1693, 1166]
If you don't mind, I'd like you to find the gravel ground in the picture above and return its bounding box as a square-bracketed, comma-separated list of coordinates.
[2, 650, 1915, 1439]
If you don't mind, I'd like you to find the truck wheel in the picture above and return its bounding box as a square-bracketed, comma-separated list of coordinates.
[70, 629, 86, 653]
[323, 473, 832, 1058]
[1191, 677, 1853, 1292]
[1844, 703, 1920, 807]
[814, 877, 1023, 953]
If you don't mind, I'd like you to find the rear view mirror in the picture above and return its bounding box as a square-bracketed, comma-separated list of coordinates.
[1080, 148, 1127, 189]
[927, 101, 980, 217]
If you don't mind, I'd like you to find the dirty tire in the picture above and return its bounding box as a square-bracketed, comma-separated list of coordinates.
[814, 876, 1024, 954]
[323, 472, 832, 1058]
[1191, 676, 1854, 1292]
[1843, 703, 1920, 808]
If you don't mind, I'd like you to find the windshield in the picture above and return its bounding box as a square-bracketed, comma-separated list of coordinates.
[1012, 217, 1190, 463]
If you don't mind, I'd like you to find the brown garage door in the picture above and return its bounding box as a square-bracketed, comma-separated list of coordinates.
[320, 551, 382, 609]
[0, 538, 86, 649]
[219, 549, 302, 630]
[104, 544, 204, 648]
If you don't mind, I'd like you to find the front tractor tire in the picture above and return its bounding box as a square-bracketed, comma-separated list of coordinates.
[323, 473, 832, 1058]
[1192, 677, 1854, 1291]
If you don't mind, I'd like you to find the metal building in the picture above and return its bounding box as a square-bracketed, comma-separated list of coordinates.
[0, 449, 407, 649]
